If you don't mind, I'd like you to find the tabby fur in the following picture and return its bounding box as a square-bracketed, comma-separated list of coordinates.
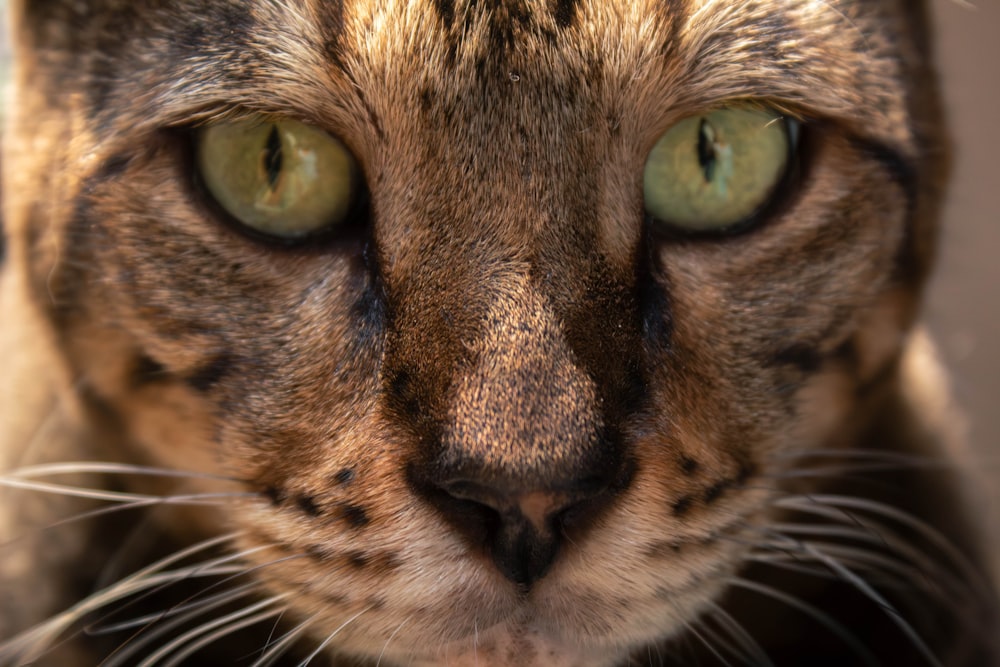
[0, 0, 997, 665]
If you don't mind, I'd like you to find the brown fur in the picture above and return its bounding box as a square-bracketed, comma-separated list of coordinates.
[0, 0, 996, 665]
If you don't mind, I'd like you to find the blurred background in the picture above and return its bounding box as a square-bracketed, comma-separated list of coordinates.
[928, 0, 1000, 559]
[0, 0, 996, 557]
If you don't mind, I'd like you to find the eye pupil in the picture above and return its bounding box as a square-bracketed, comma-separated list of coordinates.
[197, 116, 359, 240]
[697, 118, 717, 183]
[263, 125, 283, 189]
[643, 107, 793, 233]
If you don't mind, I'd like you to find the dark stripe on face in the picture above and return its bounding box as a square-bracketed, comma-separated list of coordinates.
[186, 354, 232, 393]
[95, 152, 134, 182]
[768, 343, 823, 376]
[311, 0, 346, 65]
[852, 142, 927, 288]
[40, 148, 146, 336]
[131, 354, 170, 388]
[849, 138, 917, 213]
[637, 240, 674, 353]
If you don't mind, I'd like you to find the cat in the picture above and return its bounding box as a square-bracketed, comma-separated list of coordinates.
[0, 0, 997, 665]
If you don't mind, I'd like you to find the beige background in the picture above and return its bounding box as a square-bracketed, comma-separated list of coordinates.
[928, 0, 1000, 551]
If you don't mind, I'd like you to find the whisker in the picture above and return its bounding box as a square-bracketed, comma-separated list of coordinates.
[762, 530, 945, 667]
[375, 616, 410, 667]
[768, 521, 888, 545]
[0, 492, 252, 555]
[93, 582, 263, 636]
[297, 605, 373, 666]
[135, 595, 288, 667]
[3, 461, 245, 484]
[727, 577, 879, 666]
[99, 583, 263, 667]
[249, 614, 316, 667]
[703, 600, 774, 667]
[739, 516, 979, 616]
[0, 476, 254, 506]
[764, 498, 959, 594]
[746, 545, 927, 594]
[776, 493, 993, 603]
[798, 541, 985, 625]
[680, 616, 736, 667]
[163, 607, 291, 667]
[0, 533, 244, 662]
[88, 548, 305, 653]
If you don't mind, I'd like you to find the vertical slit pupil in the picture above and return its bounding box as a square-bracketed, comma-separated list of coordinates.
[697, 118, 716, 183]
[264, 125, 283, 188]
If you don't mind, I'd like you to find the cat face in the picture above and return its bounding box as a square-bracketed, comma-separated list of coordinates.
[3, 0, 952, 664]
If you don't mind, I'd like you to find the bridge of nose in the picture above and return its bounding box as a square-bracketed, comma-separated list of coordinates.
[439, 278, 607, 487]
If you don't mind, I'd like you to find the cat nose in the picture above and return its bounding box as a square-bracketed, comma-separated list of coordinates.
[396, 280, 635, 586]
[411, 462, 622, 588]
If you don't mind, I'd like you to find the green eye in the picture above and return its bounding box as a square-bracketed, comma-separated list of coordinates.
[196, 117, 359, 239]
[643, 107, 794, 232]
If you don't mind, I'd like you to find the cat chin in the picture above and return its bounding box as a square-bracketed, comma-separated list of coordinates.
[318, 587, 706, 667]
[374, 624, 629, 667]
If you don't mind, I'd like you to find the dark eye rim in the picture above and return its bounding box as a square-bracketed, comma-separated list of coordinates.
[645, 114, 808, 242]
[181, 123, 372, 251]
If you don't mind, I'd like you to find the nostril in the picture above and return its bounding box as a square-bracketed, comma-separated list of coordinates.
[440, 478, 581, 533]
[439, 478, 508, 511]
[418, 475, 607, 587]
[408, 457, 633, 587]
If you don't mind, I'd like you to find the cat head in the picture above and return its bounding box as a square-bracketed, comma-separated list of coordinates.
[3, 0, 947, 664]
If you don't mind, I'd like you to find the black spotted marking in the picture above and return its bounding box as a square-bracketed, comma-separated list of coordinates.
[131, 354, 170, 387]
[735, 460, 756, 486]
[340, 503, 370, 528]
[672, 494, 695, 517]
[551, 0, 578, 28]
[679, 455, 701, 476]
[703, 480, 729, 504]
[419, 86, 434, 114]
[387, 368, 422, 421]
[361, 551, 402, 576]
[354, 89, 385, 141]
[186, 355, 231, 393]
[644, 539, 683, 560]
[306, 543, 335, 561]
[263, 485, 287, 506]
[324, 592, 349, 605]
[333, 468, 356, 485]
[433, 0, 455, 28]
[834, 338, 862, 376]
[296, 494, 322, 518]
[346, 551, 369, 569]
